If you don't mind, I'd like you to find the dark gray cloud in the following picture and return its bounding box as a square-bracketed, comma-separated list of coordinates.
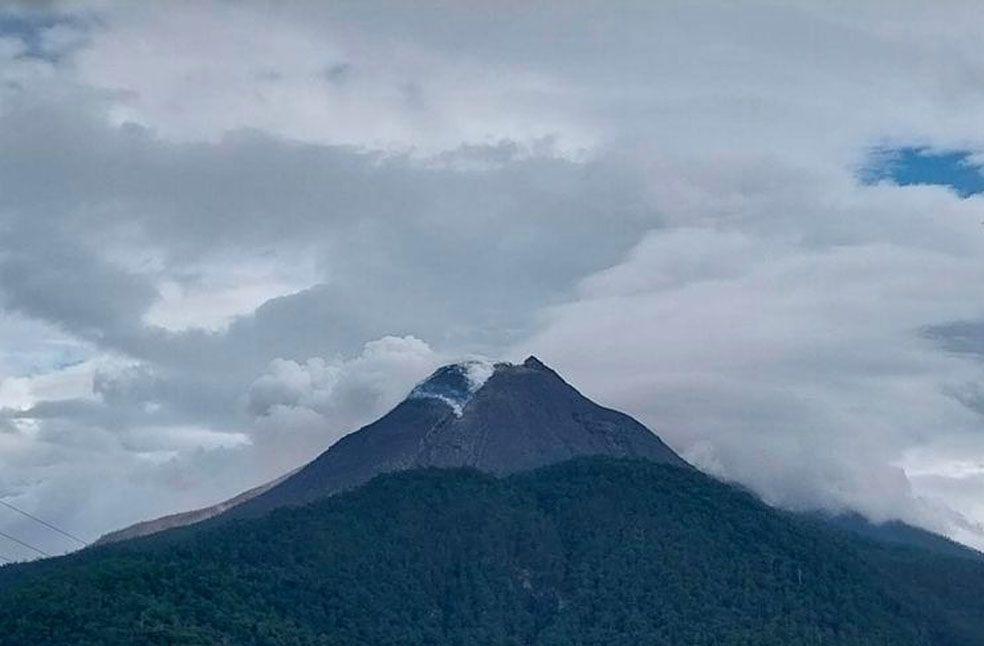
[926, 321, 984, 358]
[0, 94, 660, 363]
[0, 227, 157, 344]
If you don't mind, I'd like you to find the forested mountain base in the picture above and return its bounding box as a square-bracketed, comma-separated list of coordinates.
[1, 458, 983, 645]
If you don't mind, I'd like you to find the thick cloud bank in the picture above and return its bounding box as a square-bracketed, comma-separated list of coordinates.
[3, 0, 984, 556]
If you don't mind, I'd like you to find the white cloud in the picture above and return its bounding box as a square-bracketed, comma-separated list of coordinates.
[142, 253, 320, 332]
[65, 1, 594, 154]
[247, 335, 443, 467]
[520, 215, 984, 547]
[0, 356, 120, 411]
[0, 335, 443, 558]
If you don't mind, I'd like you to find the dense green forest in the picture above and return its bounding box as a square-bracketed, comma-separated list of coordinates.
[1, 458, 983, 645]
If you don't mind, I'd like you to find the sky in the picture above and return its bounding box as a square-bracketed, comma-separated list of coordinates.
[4, 0, 984, 558]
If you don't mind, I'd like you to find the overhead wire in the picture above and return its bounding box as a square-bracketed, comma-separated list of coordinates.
[0, 528, 50, 558]
[0, 499, 86, 546]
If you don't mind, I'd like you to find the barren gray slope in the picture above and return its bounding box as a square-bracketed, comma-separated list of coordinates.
[94, 468, 298, 545]
[228, 356, 686, 519]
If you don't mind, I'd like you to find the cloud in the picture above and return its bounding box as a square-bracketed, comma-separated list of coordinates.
[0, 335, 443, 557]
[519, 213, 984, 545]
[0, 228, 158, 343]
[247, 335, 444, 467]
[5, 0, 984, 556]
[58, 0, 594, 153]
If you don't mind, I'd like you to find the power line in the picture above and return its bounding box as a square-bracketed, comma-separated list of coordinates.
[0, 500, 87, 546]
[0, 529, 49, 558]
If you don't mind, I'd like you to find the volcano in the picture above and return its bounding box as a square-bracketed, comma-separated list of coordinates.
[99, 356, 685, 541]
[230, 355, 686, 518]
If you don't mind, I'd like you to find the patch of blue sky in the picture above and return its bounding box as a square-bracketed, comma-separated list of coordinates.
[861, 146, 984, 198]
[0, 314, 92, 378]
[5, 344, 91, 379]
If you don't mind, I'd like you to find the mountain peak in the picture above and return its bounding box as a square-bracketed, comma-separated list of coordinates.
[222, 354, 688, 518]
[407, 359, 496, 416]
[408, 357, 563, 415]
[522, 355, 549, 370]
[102, 355, 688, 538]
